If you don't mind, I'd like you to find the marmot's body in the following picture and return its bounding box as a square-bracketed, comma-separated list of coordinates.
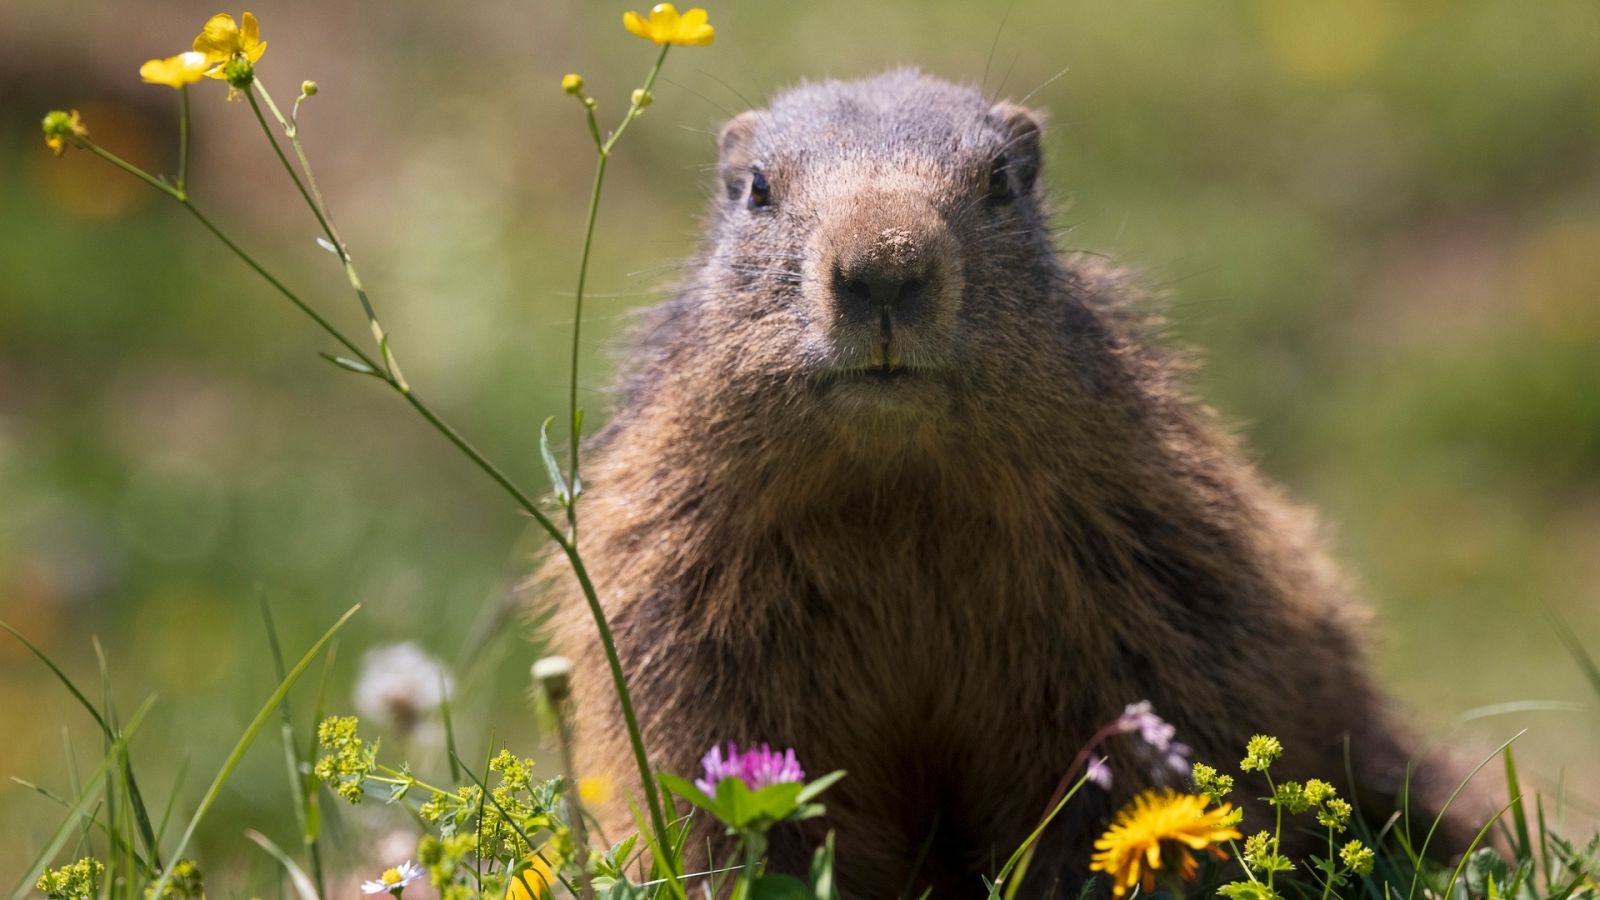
[551, 71, 1461, 898]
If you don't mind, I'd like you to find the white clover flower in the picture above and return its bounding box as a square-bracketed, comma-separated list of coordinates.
[360, 860, 424, 895]
[353, 642, 454, 737]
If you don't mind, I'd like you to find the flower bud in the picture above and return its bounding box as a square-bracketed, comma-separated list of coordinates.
[631, 88, 653, 108]
[562, 73, 584, 95]
[531, 655, 574, 704]
[41, 109, 88, 156]
[223, 57, 254, 89]
[300, 80, 319, 97]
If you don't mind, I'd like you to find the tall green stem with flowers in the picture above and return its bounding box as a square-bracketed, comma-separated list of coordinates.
[40, 2, 719, 885]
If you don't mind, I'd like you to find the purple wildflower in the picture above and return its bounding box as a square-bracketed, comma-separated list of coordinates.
[1086, 756, 1114, 790]
[1165, 741, 1192, 774]
[1116, 701, 1176, 753]
[695, 742, 805, 794]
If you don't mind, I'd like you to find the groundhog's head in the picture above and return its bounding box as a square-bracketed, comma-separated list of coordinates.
[640, 71, 1078, 456]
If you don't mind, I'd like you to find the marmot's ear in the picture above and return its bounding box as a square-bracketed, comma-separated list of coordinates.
[718, 110, 763, 202]
[990, 102, 1044, 195]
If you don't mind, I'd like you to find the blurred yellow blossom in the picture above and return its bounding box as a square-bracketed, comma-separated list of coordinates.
[193, 12, 267, 78]
[140, 51, 210, 88]
[41, 109, 88, 156]
[623, 3, 714, 46]
[505, 854, 555, 900]
[578, 775, 611, 805]
[562, 73, 584, 94]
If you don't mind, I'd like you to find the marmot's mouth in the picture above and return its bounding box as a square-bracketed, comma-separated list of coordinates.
[859, 363, 912, 382]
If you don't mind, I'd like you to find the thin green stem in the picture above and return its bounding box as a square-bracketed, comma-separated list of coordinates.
[553, 697, 597, 900]
[1319, 828, 1335, 900]
[564, 545, 674, 876]
[178, 203, 373, 366]
[564, 44, 672, 521]
[250, 80, 402, 387]
[177, 87, 190, 195]
[80, 141, 179, 199]
[566, 153, 607, 532]
[370, 768, 453, 799]
[1265, 773, 1282, 894]
[602, 45, 672, 156]
[246, 89, 334, 247]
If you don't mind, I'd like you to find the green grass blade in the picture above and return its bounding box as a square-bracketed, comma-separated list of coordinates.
[154, 752, 190, 849]
[1406, 730, 1526, 900]
[1, 621, 110, 732]
[1441, 799, 1515, 900]
[9, 697, 154, 900]
[100, 640, 163, 876]
[1545, 609, 1600, 701]
[259, 592, 324, 894]
[11, 777, 149, 873]
[623, 790, 688, 900]
[1503, 745, 1532, 858]
[997, 776, 1089, 900]
[148, 604, 360, 899]
[440, 673, 462, 785]
[244, 829, 320, 900]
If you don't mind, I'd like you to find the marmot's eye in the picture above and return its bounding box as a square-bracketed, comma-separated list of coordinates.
[749, 171, 771, 209]
[989, 155, 1016, 203]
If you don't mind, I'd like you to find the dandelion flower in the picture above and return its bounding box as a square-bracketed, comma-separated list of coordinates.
[578, 775, 612, 805]
[506, 854, 556, 900]
[360, 860, 424, 896]
[192, 12, 267, 78]
[623, 3, 715, 46]
[353, 642, 454, 738]
[1090, 789, 1242, 898]
[695, 742, 804, 794]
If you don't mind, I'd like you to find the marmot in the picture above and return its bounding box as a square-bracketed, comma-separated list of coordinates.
[549, 70, 1468, 898]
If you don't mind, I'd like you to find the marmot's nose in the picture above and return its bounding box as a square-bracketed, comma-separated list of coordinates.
[831, 263, 933, 326]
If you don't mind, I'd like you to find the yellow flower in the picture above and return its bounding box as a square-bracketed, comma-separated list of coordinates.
[505, 854, 555, 900]
[623, 3, 714, 46]
[1090, 790, 1242, 898]
[577, 775, 611, 805]
[561, 73, 584, 95]
[192, 12, 267, 78]
[140, 51, 210, 88]
[41, 109, 88, 156]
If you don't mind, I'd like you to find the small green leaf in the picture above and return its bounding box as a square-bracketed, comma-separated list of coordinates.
[750, 874, 811, 900]
[658, 773, 719, 817]
[540, 416, 571, 506]
[796, 770, 846, 805]
[810, 832, 838, 900]
[715, 776, 759, 827]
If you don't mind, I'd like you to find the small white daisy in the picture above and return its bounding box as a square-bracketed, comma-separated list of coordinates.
[360, 860, 425, 895]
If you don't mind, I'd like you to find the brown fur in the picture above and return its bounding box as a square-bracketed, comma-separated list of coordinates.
[545, 71, 1469, 898]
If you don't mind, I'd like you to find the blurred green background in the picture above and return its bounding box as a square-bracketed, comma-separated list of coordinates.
[3, 0, 1598, 892]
